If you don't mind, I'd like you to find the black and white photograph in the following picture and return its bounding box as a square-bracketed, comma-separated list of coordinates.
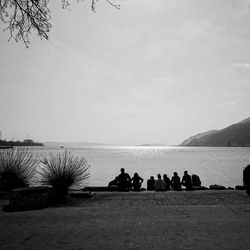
[0, 0, 250, 249]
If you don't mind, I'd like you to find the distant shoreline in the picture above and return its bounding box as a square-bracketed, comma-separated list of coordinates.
[0, 139, 43, 147]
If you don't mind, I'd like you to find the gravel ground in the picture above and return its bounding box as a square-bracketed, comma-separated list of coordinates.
[0, 190, 250, 250]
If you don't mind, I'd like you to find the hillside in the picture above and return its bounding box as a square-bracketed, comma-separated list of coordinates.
[181, 130, 218, 146]
[180, 117, 250, 147]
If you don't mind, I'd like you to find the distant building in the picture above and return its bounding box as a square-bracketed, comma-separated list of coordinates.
[0, 130, 2, 140]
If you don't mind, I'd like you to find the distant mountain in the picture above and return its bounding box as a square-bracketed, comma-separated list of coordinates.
[44, 141, 107, 148]
[181, 130, 218, 146]
[180, 117, 250, 147]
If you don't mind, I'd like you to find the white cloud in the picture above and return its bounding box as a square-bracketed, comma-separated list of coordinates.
[237, 0, 250, 14]
[232, 62, 250, 68]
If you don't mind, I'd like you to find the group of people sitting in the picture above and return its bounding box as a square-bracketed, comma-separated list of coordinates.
[108, 168, 144, 191]
[108, 168, 201, 192]
[147, 171, 201, 191]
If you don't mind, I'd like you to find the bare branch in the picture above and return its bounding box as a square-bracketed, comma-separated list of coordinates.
[0, 0, 51, 47]
[0, 0, 120, 47]
[106, 0, 120, 10]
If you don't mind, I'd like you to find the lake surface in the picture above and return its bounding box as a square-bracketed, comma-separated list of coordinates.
[35, 146, 250, 188]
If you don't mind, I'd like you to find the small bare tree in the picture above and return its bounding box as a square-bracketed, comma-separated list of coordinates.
[0, 0, 120, 47]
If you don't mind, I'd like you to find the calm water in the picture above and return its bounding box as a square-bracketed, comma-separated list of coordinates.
[35, 146, 250, 188]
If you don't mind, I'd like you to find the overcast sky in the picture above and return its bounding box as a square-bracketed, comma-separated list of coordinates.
[0, 0, 250, 145]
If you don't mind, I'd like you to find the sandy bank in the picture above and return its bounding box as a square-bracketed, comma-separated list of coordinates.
[0, 190, 250, 250]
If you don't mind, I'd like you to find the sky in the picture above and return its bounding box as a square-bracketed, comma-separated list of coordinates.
[0, 0, 250, 145]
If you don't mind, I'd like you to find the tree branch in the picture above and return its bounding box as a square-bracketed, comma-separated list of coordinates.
[0, 0, 120, 47]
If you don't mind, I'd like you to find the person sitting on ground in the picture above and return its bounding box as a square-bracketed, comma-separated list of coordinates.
[154, 174, 167, 191]
[147, 176, 155, 191]
[181, 170, 193, 191]
[171, 172, 182, 191]
[117, 168, 131, 191]
[243, 164, 250, 195]
[191, 174, 201, 187]
[163, 174, 171, 191]
[108, 176, 119, 188]
[131, 172, 144, 191]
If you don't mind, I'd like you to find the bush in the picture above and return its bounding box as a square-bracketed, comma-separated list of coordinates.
[0, 147, 36, 191]
[37, 151, 90, 198]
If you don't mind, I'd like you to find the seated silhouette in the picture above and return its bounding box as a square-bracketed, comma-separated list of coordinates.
[163, 174, 171, 191]
[171, 172, 182, 191]
[243, 164, 250, 195]
[154, 174, 167, 191]
[131, 173, 144, 191]
[181, 170, 193, 191]
[147, 176, 155, 191]
[108, 176, 119, 188]
[116, 168, 131, 191]
[191, 174, 201, 187]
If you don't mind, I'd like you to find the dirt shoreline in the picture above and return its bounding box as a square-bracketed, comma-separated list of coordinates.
[1, 190, 250, 250]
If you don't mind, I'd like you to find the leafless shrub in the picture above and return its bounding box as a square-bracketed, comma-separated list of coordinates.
[36, 150, 90, 197]
[0, 147, 36, 191]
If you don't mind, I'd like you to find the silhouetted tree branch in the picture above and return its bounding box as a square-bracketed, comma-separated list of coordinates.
[0, 0, 120, 47]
